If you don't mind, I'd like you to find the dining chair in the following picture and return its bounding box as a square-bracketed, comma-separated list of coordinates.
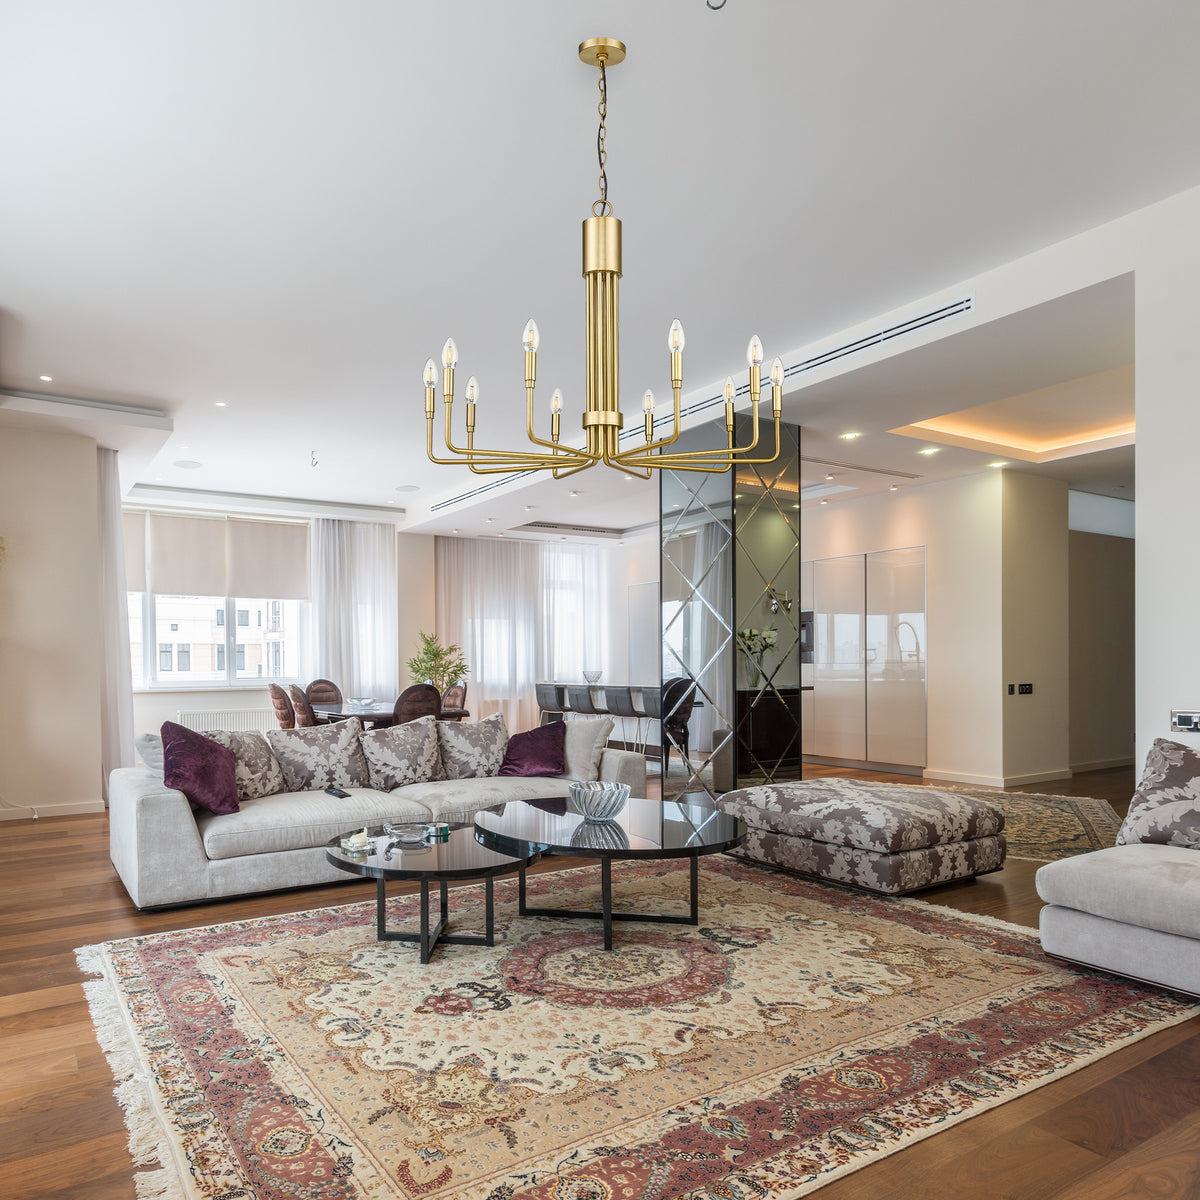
[566, 685, 600, 718]
[441, 682, 469, 722]
[288, 684, 318, 728]
[269, 683, 296, 730]
[535, 682, 565, 725]
[306, 678, 342, 706]
[661, 677, 697, 773]
[603, 685, 645, 751]
[393, 683, 442, 725]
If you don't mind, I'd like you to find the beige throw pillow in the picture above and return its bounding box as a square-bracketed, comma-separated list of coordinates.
[562, 716, 614, 782]
[265, 717, 370, 791]
[360, 715, 444, 791]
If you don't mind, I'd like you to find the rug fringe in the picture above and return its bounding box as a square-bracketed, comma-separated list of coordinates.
[897, 893, 1040, 935]
[76, 944, 192, 1200]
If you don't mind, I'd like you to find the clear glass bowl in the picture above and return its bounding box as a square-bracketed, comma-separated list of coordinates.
[383, 821, 431, 843]
[566, 781, 630, 822]
[582, 670, 603, 685]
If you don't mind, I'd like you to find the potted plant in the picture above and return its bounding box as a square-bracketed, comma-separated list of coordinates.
[405, 631, 469, 694]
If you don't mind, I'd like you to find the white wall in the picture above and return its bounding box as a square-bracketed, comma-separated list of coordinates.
[1069, 491, 1134, 539]
[0, 428, 104, 818]
[604, 532, 659, 685]
[802, 471, 1006, 785]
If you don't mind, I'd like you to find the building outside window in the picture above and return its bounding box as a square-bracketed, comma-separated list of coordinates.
[236, 609, 249, 626]
[159, 643, 173, 671]
[177, 644, 191, 671]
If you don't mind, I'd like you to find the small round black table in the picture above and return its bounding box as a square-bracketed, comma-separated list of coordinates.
[474, 796, 746, 951]
[325, 826, 539, 963]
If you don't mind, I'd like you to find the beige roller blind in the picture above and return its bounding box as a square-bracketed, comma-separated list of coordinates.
[226, 519, 310, 600]
[122, 510, 147, 592]
[147, 514, 228, 596]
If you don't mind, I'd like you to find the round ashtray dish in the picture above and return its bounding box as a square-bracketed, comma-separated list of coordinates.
[383, 821, 431, 843]
[339, 835, 371, 854]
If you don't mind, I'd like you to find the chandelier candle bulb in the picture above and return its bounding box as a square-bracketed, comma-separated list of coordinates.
[422, 37, 782, 476]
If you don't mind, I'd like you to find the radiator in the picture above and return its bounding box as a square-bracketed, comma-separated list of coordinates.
[176, 708, 276, 734]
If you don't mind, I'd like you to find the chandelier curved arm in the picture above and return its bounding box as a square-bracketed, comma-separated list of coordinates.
[615, 415, 781, 472]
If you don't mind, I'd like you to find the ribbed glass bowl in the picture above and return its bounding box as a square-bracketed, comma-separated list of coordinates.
[566, 781, 630, 823]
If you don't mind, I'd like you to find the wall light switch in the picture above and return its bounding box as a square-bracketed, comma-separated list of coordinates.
[1018, 683, 1033, 695]
[1171, 710, 1200, 732]
[1007, 684, 1015, 695]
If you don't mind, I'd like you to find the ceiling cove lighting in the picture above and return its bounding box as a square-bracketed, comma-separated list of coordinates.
[918, 447, 941, 456]
[989, 461, 1009, 468]
[839, 432, 862, 441]
[423, 38, 782, 479]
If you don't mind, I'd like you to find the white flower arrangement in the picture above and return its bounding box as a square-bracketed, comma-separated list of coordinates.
[737, 625, 778, 657]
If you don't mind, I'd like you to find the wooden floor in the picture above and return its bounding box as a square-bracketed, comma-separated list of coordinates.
[2, 766, 1198, 1200]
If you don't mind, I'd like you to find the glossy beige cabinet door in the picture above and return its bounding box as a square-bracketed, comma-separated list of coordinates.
[810, 554, 866, 759]
[865, 547, 927, 767]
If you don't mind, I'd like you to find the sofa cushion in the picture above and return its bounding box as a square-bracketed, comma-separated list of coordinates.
[204, 729, 286, 801]
[499, 720, 566, 777]
[715, 779, 1004, 852]
[266, 718, 370, 791]
[395, 775, 574, 822]
[562, 716, 614, 782]
[437, 712, 508, 780]
[1118, 738, 1200, 850]
[135, 732, 165, 774]
[1036, 843, 1200, 941]
[360, 715, 444, 790]
[161, 721, 239, 815]
[195, 787, 434, 860]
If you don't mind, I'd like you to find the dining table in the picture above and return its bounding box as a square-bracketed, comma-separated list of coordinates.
[311, 701, 395, 729]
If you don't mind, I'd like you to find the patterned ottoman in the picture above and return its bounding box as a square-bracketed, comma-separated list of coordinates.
[715, 778, 1007, 895]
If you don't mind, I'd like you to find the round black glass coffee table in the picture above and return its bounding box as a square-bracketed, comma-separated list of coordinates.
[474, 797, 746, 950]
[325, 825, 539, 963]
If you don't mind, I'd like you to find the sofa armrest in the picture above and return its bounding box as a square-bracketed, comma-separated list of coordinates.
[597, 748, 647, 798]
[108, 767, 211, 908]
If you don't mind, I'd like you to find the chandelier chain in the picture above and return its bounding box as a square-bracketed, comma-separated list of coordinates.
[593, 57, 611, 218]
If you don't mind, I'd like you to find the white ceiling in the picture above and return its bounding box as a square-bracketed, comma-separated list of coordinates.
[1, 1, 1191, 531]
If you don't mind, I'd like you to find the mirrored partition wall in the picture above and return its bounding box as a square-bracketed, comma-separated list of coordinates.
[659, 417, 802, 802]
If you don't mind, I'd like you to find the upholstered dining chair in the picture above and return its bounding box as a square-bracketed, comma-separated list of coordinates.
[661, 677, 697, 773]
[288, 684, 317, 728]
[305, 678, 342, 706]
[603, 686, 644, 751]
[565, 685, 600, 717]
[269, 683, 296, 729]
[535, 682, 565, 724]
[393, 683, 442, 725]
[441, 682, 469, 722]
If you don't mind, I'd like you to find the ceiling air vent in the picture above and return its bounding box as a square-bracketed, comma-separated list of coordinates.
[515, 520, 624, 540]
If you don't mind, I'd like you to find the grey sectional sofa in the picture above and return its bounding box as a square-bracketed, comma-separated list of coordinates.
[109, 748, 646, 909]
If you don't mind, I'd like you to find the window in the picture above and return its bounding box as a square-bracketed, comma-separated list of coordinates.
[257, 609, 262, 626]
[129, 593, 308, 688]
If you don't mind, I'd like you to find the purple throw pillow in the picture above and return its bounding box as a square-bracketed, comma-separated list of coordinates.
[161, 720, 240, 815]
[498, 721, 566, 777]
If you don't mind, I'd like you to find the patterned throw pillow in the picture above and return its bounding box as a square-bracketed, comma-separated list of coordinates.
[437, 712, 509, 780]
[1117, 738, 1200, 850]
[204, 729, 286, 802]
[359, 715, 444, 791]
[265, 717, 370, 792]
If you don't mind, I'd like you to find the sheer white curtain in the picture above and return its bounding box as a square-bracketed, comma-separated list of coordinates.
[436, 537, 610, 732]
[97, 449, 134, 800]
[310, 519, 398, 699]
[437, 537, 541, 731]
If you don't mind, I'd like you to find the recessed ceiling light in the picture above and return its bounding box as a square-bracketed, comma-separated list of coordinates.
[820, 499, 829, 505]
[173, 460, 203, 469]
[497, 533, 505, 537]
[735, 494, 743, 500]
[569, 490, 579, 498]
[839, 432, 861, 441]
[524, 505, 534, 512]
[989, 461, 1009, 468]
[451, 528, 461, 534]
[561, 536, 567, 541]
[279, 490, 288, 494]
[825, 473, 834, 481]
[671, 504, 679, 509]
[624, 475, 633, 481]
[792, 503, 800, 509]
[215, 401, 227, 407]
[394, 484, 420, 493]
[618, 540, 624, 545]
[918, 447, 940, 456]
[179, 444, 190, 450]
[890, 484, 899, 491]
[154, 476, 163, 482]
[486, 517, 495, 524]
[39, 375, 52, 382]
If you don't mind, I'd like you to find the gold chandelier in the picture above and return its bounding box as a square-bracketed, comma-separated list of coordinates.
[424, 37, 783, 478]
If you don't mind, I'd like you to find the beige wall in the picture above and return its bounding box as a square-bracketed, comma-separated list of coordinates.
[1069, 531, 1135, 771]
[1001, 473, 1070, 784]
[398, 532, 437, 689]
[0, 427, 104, 818]
[802, 471, 1006, 785]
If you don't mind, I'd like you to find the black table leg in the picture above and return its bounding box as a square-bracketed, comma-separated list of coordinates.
[519, 865, 528, 915]
[690, 853, 699, 922]
[419, 879, 431, 964]
[485, 876, 495, 946]
[602, 859, 613, 951]
[376, 876, 387, 940]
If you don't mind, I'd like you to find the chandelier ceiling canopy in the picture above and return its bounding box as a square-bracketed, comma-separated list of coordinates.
[425, 37, 783, 478]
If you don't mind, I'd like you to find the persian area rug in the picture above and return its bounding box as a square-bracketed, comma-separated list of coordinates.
[921, 785, 1124, 862]
[78, 858, 1196, 1200]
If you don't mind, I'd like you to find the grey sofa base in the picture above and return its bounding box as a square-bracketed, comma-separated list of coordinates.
[1039, 904, 1200, 998]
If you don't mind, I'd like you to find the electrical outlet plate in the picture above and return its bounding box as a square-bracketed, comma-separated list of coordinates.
[1171, 710, 1200, 732]
[1018, 683, 1033, 695]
